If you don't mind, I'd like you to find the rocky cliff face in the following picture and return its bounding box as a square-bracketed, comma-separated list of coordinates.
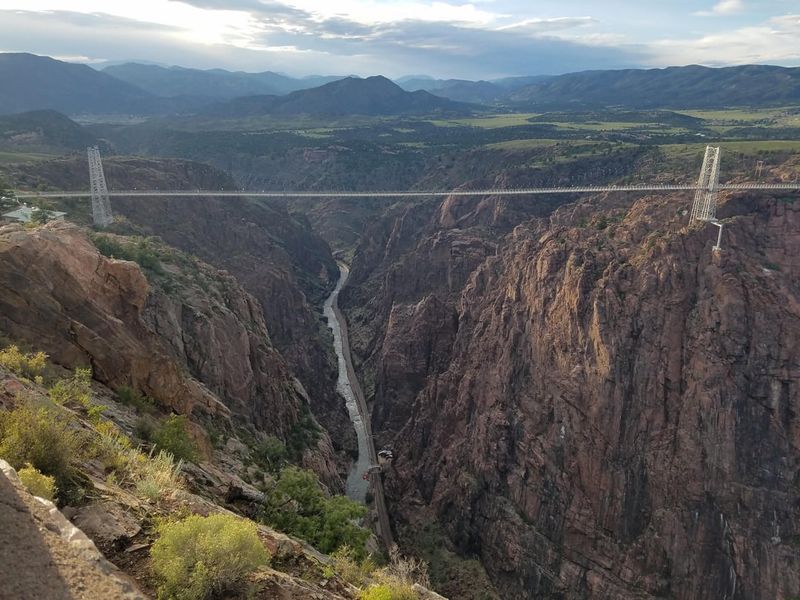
[5, 156, 354, 472]
[0, 222, 340, 487]
[343, 185, 800, 598]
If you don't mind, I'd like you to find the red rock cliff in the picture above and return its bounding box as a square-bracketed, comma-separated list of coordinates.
[0, 222, 341, 488]
[343, 188, 800, 599]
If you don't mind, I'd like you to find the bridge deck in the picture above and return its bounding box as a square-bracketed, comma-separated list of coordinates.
[13, 183, 799, 199]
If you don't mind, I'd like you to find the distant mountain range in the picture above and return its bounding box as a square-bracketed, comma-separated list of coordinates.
[395, 75, 553, 104]
[103, 63, 346, 99]
[1, 53, 799, 117]
[509, 65, 800, 109]
[205, 76, 472, 117]
[0, 53, 156, 115]
[396, 78, 506, 104]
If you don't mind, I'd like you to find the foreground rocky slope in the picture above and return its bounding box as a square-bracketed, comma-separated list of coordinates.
[0, 364, 363, 599]
[342, 180, 800, 598]
[0, 459, 145, 599]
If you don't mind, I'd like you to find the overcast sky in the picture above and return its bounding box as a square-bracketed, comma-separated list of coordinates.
[0, 1, 798, 78]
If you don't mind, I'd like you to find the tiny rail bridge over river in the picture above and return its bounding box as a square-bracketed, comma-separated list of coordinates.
[11, 145, 800, 250]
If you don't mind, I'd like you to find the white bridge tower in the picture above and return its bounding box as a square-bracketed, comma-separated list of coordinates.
[691, 145, 724, 252]
[88, 146, 113, 227]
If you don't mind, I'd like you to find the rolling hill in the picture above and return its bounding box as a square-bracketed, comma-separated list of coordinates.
[206, 76, 472, 117]
[0, 110, 96, 153]
[103, 63, 345, 99]
[396, 78, 506, 104]
[510, 64, 800, 109]
[0, 53, 156, 115]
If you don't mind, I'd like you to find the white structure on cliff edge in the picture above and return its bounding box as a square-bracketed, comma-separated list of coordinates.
[88, 146, 113, 227]
[2, 205, 66, 223]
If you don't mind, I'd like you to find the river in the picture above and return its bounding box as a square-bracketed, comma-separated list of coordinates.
[323, 263, 371, 502]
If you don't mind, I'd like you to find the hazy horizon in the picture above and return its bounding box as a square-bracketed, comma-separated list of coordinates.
[0, 1, 798, 79]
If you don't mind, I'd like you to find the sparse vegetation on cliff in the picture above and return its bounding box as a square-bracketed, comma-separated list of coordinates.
[152, 414, 198, 463]
[0, 345, 46, 380]
[17, 463, 57, 500]
[0, 403, 88, 499]
[259, 465, 370, 556]
[90, 233, 164, 274]
[151, 513, 269, 600]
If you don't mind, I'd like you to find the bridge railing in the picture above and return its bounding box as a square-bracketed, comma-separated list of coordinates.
[12, 183, 800, 199]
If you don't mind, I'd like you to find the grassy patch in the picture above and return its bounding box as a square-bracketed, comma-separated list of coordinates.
[675, 107, 797, 123]
[17, 463, 57, 500]
[0, 345, 47, 381]
[0, 404, 89, 500]
[428, 113, 540, 129]
[483, 138, 565, 151]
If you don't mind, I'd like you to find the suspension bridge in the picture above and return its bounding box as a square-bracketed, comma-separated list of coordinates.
[9, 146, 800, 251]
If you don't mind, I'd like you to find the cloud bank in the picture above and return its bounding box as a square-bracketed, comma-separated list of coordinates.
[0, 0, 797, 77]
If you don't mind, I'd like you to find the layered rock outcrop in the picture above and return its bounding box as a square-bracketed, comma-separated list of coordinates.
[5, 155, 354, 472]
[343, 187, 800, 599]
[0, 222, 340, 487]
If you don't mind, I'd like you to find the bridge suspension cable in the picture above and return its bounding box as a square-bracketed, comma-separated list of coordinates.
[13, 182, 800, 200]
[10, 146, 799, 252]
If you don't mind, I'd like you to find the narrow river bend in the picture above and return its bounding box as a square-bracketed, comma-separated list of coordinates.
[323, 263, 370, 502]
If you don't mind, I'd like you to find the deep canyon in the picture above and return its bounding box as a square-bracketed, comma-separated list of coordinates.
[2, 150, 799, 600]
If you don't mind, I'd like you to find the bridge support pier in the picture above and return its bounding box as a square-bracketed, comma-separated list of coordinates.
[712, 221, 724, 252]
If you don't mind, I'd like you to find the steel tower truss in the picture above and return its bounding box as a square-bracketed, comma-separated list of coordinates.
[88, 146, 113, 227]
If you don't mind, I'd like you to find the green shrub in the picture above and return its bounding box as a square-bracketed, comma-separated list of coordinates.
[286, 410, 320, 460]
[317, 495, 372, 555]
[151, 513, 269, 600]
[17, 463, 57, 501]
[331, 545, 376, 587]
[49, 368, 107, 423]
[252, 435, 287, 472]
[49, 368, 92, 409]
[134, 416, 155, 441]
[91, 420, 134, 472]
[127, 448, 183, 502]
[117, 385, 155, 413]
[153, 415, 198, 462]
[91, 235, 163, 275]
[259, 467, 369, 556]
[0, 345, 47, 379]
[360, 582, 417, 600]
[0, 405, 85, 493]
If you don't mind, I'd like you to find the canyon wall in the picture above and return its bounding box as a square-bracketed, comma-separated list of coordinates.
[0, 222, 341, 488]
[5, 156, 355, 468]
[343, 187, 800, 598]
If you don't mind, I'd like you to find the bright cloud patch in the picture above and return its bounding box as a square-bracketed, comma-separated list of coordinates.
[0, 0, 797, 77]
